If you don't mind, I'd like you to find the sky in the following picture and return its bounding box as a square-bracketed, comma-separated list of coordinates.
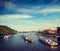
[0, 0, 60, 31]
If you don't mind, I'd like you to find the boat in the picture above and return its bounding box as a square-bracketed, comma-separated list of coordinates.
[21, 34, 34, 43]
[45, 39, 58, 46]
[4, 35, 12, 40]
[24, 37, 34, 43]
[39, 36, 58, 47]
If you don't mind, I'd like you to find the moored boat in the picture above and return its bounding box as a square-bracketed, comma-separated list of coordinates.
[39, 36, 58, 48]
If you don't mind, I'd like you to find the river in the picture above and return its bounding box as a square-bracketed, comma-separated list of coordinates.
[0, 33, 59, 51]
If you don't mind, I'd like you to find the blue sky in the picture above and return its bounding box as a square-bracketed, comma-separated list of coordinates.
[0, 0, 60, 31]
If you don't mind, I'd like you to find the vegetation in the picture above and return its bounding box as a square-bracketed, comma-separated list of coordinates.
[0, 25, 17, 34]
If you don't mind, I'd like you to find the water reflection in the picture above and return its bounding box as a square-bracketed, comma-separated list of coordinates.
[0, 33, 59, 51]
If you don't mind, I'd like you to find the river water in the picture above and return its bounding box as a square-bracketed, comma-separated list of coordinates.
[0, 33, 59, 51]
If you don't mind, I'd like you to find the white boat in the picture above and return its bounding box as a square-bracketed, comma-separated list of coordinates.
[45, 39, 58, 46]
[39, 36, 58, 46]
[24, 37, 34, 43]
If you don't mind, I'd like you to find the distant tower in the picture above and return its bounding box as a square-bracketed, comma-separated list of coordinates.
[57, 27, 60, 47]
[57, 27, 60, 35]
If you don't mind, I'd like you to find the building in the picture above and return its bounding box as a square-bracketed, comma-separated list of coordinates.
[43, 29, 57, 34]
[57, 27, 60, 47]
[57, 27, 60, 35]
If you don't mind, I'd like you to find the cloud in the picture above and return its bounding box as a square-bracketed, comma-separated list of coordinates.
[5, 1, 19, 10]
[4, 1, 60, 15]
[0, 14, 33, 19]
[40, 8, 60, 13]
[17, 7, 60, 15]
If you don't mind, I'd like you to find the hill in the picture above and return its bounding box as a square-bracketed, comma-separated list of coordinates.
[0, 25, 17, 34]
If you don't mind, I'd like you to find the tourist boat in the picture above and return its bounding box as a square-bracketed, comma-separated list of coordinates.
[24, 37, 34, 43]
[21, 34, 34, 43]
[39, 36, 58, 47]
[45, 39, 58, 46]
